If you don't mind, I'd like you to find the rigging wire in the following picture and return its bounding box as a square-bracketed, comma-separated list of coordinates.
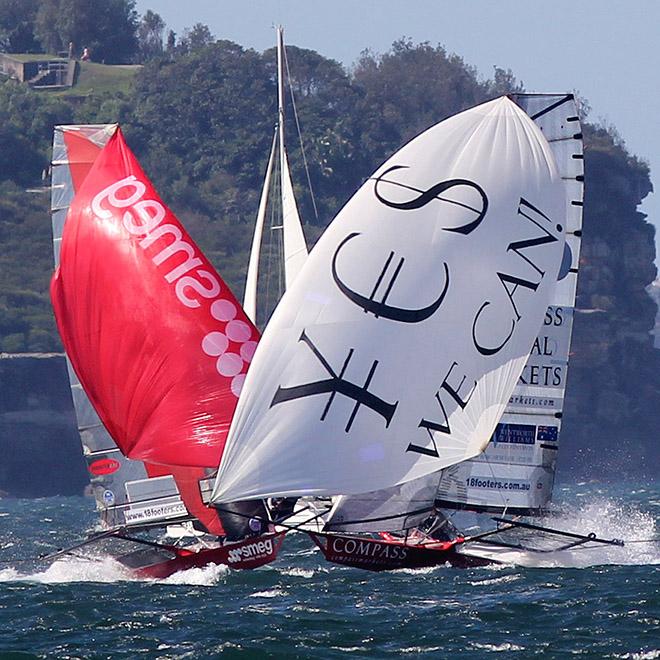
[283, 44, 320, 224]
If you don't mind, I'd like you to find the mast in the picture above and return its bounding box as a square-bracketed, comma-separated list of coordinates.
[243, 26, 308, 326]
[277, 26, 286, 157]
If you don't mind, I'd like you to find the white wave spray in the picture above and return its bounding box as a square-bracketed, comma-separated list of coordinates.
[0, 554, 229, 586]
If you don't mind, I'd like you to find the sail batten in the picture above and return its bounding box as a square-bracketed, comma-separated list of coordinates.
[212, 96, 566, 504]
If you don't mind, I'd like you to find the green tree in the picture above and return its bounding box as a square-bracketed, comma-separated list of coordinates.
[0, 80, 73, 184]
[0, 0, 40, 53]
[137, 9, 164, 62]
[33, 0, 59, 54]
[178, 22, 213, 54]
[35, 0, 138, 62]
[351, 39, 488, 170]
[166, 29, 175, 53]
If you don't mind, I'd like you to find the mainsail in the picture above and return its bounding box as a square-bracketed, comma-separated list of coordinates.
[51, 127, 259, 532]
[326, 93, 584, 531]
[244, 26, 309, 326]
[212, 96, 566, 503]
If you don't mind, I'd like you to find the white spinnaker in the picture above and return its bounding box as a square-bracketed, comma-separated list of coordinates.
[213, 96, 566, 503]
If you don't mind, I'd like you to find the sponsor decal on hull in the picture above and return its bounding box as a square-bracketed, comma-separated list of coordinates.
[325, 536, 409, 567]
[124, 502, 187, 523]
[89, 458, 121, 475]
[226, 538, 275, 564]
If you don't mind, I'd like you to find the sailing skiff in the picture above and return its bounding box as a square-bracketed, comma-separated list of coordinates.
[48, 124, 281, 576]
[211, 93, 588, 570]
[311, 93, 614, 571]
[38, 28, 311, 577]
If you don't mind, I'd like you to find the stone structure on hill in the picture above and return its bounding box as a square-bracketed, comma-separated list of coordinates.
[0, 54, 76, 89]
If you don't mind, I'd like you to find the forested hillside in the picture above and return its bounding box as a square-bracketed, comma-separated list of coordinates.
[0, 27, 657, 482]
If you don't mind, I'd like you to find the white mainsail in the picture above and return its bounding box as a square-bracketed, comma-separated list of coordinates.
[277, 27, 308, 289]
[327, 94, 585, 530]
[213, 96, 566, 503]
[243, 26, 308, 325]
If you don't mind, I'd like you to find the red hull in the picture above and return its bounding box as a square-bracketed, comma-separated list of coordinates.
[308, 532, 492, 571]
[117, 532, 286, 579]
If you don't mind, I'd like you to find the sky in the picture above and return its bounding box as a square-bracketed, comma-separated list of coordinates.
[136, 0, 658, 260]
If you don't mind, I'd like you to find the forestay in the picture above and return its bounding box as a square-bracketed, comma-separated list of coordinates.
[436, 94, 584, 513]
[213, 96, 566, 502]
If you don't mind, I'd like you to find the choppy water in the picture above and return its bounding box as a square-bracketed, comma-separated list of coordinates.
[1, 482, 658, 658]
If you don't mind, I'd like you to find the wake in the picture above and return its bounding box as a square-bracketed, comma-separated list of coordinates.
[545, 495, 659, 567]
[0, 554, 228, 586]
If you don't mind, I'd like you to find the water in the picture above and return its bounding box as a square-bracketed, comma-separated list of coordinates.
[0, 482, 658, 658]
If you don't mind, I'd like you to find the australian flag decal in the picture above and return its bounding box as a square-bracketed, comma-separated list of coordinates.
[537, 426, 558, 442]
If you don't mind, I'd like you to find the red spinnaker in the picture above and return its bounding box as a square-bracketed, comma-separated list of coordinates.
[51, 128, 259, 470]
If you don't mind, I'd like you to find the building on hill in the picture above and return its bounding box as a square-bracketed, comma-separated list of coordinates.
[0, 53, 76, 89]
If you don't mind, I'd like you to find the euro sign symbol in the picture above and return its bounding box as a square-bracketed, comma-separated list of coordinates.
[331, 232, 450, 323]
[372, 165, 489, 236]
